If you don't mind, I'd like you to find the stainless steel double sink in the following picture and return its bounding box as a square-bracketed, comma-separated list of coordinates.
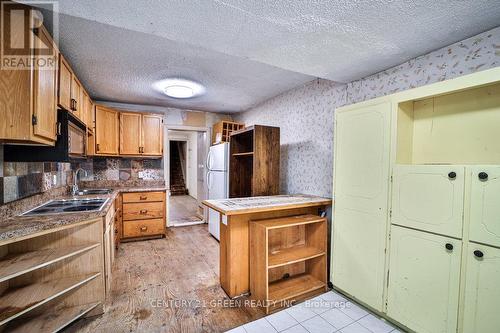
[22, 189, 113, 216]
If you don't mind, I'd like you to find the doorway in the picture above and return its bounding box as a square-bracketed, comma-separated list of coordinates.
[167, 130, 207, 226]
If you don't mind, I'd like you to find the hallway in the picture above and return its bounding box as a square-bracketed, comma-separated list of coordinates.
[169, 195, 203, 226]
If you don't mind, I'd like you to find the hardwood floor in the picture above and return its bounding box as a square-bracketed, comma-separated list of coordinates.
[169, 195, 203, 226]
[65, 224, 263, 333]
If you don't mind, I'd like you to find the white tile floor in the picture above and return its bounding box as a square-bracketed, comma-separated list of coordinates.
[226, 291, 405, 333]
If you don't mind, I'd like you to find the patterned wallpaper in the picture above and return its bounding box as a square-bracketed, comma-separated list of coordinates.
[236, 27, 500, 198]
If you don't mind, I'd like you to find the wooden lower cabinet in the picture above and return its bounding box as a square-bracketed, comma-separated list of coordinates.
[103, 202, 116, 297]
[462, 243, 500, 333]
[123, 219, 165, 238]
[121, 191, 166, 241]
[387, 225, 461, 333]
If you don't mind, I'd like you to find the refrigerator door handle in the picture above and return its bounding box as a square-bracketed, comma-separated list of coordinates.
[206, 150, 213, 170]
[207, 171, 212, 190]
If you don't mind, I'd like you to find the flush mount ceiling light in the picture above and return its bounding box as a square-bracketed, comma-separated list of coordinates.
[153, 79, 205, 99]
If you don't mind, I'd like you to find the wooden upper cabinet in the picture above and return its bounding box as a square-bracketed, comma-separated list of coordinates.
[142, 114, 163, 156]
[95, 106, 119, 155]
[95, 108, 163, 157]
[120, 112, 142, 155]
[58, 55, 72, 112]
[81, 90, 94, 129]
[32, 26, 58, 142]
[58, 54, 86, 123]
[71, 76, 82, 120]
[88, 100, 95, 131]
[0, 12, 57, 145]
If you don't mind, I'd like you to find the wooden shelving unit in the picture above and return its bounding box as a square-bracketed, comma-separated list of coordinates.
[0, 273, 100, 325]
[0, 219, 105, 331]
[250, 214, 327, 314]
[229, 125, 280, 198]
[268, 273, 325, 303]
[6, 302, 100, 332]
[232, 152, 254, 157]
[269, 245, 325, 268]
[0, 243, 100, 283]
[212, 120, 245, 145]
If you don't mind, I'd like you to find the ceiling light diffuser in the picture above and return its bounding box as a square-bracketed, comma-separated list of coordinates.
[153, 79, 205, 99]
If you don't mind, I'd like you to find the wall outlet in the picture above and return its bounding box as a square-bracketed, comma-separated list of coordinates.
[52, 174, 57, 186]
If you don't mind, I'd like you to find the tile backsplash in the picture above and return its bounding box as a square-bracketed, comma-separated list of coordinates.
[0, 149, 73, 205]
[72, 157, 164, 182]
[0, 142, 164, 206]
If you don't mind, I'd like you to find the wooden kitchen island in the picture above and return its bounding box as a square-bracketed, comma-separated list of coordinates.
[202, 195, 332, 299]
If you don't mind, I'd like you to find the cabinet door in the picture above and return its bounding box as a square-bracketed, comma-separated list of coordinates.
[103, 226, 112, 296]
[88, 100, 95, 131]
[387, 226, 461, 333]
[391, 165, 464, 238]
[462, 243, 500, 333]
[142, 114, 163, 156]
[87, 130, 95, 156]
[469, 166, 500, 247]
[82, 91, 94, 128]
[332, 102, 391, 311]
[95, 106, 119, 155]
[71, 76, 82, 120]
[32, 26, 57, 142]
[119, 112, 142, 155]
[58, 55, 72, 111]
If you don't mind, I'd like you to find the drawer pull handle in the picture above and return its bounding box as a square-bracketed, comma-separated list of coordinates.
[140, 196, 147, 200]
[140, 226, 148, 231]
[140, 209, 148, 214]
[445, 243, 453, 251]
[474, 250, 484, 258]
[478, 172, 488, 181]
[448, 172, 456, 179]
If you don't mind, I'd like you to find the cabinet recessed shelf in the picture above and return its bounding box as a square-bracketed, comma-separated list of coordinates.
[0, 243, 100, 283]
[269, 273, 325, 303]
[269, 246, 325, 268]
[232, 152, 254, 157]
[251, 214, 327, 313]
[0, 273, 101, 326]
[6, 302, 100, 333]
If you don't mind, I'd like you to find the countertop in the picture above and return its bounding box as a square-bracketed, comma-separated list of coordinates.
[202, 194, 332, 216]
[0, 186, 168, 243]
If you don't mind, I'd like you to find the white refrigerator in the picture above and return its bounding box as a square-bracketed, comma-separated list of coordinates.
[206, 142, 229, 240]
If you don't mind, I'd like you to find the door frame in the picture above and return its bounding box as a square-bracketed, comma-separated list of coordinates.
[164, 125, 210, 227]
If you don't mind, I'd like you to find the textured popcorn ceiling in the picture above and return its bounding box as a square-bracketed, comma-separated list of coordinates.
[38, 0, 500, 112]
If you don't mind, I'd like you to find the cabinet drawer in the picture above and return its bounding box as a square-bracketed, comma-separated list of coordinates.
[123, 202, 164, 220]
[123, 219, 164, 238]
[122, 191, 164, 203]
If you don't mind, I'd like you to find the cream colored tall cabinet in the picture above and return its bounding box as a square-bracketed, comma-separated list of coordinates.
[332, 102, 391, 311]
[331, 67, 500, 333]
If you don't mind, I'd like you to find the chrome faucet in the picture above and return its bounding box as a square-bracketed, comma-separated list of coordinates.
[72, 168, 88, 196]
